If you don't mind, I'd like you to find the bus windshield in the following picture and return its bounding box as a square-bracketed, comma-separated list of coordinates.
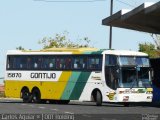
[105, 55, 151, 89]
[119, 67, 151, 88]
[118, 56, 151, 88]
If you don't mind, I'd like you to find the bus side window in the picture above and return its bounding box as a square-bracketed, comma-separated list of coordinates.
[49, 60, 54, 68]
[65, 57, 72, 69]
[106, 55, 117, 66]
[20, 56, 27, 69]
[73, 58, 81, 69]
[80, 57, 87, 69]
[105, 55, 118, 90]
[7, 56, 11, 69]
[74, 59, 79, 69]
[34, 62, 38, 68]
[72, 56, 87, 70]
[56, 58, 60, 69]
[27, 56, 35, 70]
[88, 56, 102, 70]
[74, 61, 78, 69]
[49, 63, 53, 68]
[33, 57, 42, 69]
[56, 57, 65, 69]
[48, 58, 55, 69]
[15, 56, 22, 69]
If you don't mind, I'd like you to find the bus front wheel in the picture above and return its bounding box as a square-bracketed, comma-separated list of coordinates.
[96, 91, 102, 106]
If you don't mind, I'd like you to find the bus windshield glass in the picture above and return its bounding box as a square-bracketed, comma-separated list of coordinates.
[119, 67, 151, 88]
[118, 56, 151, 88]
[119, 56, 149, 67]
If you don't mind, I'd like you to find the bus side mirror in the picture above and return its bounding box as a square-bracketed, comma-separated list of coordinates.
[150, 68, 154, 81]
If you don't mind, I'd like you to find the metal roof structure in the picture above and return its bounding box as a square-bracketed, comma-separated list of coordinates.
[102, 2, 160, 34]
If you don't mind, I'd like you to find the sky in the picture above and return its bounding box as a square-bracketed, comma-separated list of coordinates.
[0, 0, 159, 83]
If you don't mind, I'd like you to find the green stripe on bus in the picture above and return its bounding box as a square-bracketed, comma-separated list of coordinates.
[83, 52, 92, 54]
[62, 50, 103, 100]
[91, 50, 104, 54]
[69, 72, 91, 100]
[61, 72, 81, 100]
[83, 50, 103, 54]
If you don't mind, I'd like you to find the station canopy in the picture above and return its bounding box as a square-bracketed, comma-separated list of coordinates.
[102, 2, 160, 34]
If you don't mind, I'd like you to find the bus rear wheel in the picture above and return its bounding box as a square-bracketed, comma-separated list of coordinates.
[32, 88, 41, 103]
[21, 88, 31, 103]
[96, 91, 102, 106]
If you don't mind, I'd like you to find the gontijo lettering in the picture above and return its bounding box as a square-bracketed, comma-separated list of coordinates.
[30, 73, 56, 79]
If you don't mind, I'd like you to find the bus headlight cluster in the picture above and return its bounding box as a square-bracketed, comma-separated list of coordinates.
[146, 91, 152, 94]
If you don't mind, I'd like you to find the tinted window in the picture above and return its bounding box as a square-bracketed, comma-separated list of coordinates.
[7, 55, 102, 71]
[56, 56, 72, 70]
[88, 57, 102, 70]
[42, 56, 56, 69]
[73, 57, 87, 69]
[105, 55, 117, 66]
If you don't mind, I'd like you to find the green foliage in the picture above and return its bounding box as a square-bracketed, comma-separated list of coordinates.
[151, 34, 160, 50]
[139, 43, 160, 58]
[16, 46, 25, 50]
[38, 31, 91, 49]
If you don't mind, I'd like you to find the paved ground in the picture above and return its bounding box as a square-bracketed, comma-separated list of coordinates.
[0, 99, 160, 120]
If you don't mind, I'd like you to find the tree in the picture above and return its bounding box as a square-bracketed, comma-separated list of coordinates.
[138, 42, 160, 58]
[151, 34, 160, 50]
[38, 31, 91, 49]
[16, 46, 25, 50]
[138, 34, 160, 58]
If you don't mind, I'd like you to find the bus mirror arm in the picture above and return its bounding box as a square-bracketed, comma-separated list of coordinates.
[149, 67, 154, 81]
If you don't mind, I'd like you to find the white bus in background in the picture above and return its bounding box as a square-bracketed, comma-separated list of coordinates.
[4, 48, 153, 106]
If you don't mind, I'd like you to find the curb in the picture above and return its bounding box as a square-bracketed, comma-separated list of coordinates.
[0, 98, 21, 100]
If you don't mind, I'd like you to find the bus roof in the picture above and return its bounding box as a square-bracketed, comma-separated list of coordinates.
[41, 47, 99, 52]
[103, 50, 148, 56]
[7, 48, 104, 55]
[7, 48, 148, 56]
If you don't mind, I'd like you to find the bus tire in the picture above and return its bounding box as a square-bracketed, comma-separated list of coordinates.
[32, 88, 41, 103]
[21, 88, 31, 103]
[96, 91, 102, 106]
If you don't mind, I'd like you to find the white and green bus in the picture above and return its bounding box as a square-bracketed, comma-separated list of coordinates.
[5, 48, 153, 106]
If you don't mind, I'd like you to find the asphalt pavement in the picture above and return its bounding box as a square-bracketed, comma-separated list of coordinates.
[0, 99, 159, 120]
